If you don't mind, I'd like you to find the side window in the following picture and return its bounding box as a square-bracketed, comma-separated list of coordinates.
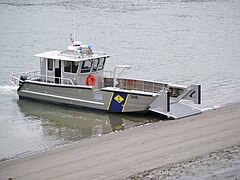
[92, 59, 99, 72]
[40, 58, 44, 69]
[80, 60, 92, 73]
[72, 62, 79, 73]
[98, 57, 106, 71]
[64, 61, 79, 73]
[64, 61, 71, 72]
[48, 59, 53, 71]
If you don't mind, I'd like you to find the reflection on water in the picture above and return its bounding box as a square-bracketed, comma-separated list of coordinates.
[18, 99, 161, 137]
[0, 99, 161, 161]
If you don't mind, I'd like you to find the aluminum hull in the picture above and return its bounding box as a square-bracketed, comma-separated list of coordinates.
[17, 81, 158, 113]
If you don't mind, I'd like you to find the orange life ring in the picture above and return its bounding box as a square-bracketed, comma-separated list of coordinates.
[86, 75, 96, 86]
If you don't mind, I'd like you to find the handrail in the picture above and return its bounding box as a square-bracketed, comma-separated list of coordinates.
[113, 65, 131, 88]
[10, 75, 22, 86]
[10, 70, 74, 86]
[10, 70, 41, 86]
[104, 70, 114, 77]
[37, 75, 74, 85]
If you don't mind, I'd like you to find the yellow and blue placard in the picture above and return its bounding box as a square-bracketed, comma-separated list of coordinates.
[107, 92, 129, 112]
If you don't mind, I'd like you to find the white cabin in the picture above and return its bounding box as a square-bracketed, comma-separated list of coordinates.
[35, 41, 109, 89]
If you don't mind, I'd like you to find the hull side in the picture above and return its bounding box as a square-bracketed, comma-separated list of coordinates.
[18, 81, 106, 110]
[18, 81, 158, 113]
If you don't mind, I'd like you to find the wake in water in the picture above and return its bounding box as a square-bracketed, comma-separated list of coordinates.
[0, 85, 18, 95]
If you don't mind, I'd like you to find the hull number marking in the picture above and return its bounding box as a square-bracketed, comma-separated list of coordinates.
[130, 95, 138, 99]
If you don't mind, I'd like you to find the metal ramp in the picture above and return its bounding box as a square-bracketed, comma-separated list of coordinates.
[149, 103, 202, 119]
[149, 85, 202, 119]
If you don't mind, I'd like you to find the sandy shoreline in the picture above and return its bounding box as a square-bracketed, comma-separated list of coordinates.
[0, 103, 240, 180]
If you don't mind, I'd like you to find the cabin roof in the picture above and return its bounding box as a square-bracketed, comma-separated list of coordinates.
[34, 50, 109, 62]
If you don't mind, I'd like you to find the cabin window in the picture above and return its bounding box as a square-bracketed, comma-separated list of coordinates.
[80, 60, 92, 73]
[64, 61, 79, 73]
[48, 59, 53, 71]
[92, 59, 99, 72]
[97, 58, 106, 71]
[72, 62, 79, 73]
[40, 58, 44, 69]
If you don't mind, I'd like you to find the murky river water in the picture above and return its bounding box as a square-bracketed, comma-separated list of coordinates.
[0, 0, 239, 161]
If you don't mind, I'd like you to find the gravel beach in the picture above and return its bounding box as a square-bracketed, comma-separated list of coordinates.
[127, 145, 240, 180]
[0, 103, 240, 180]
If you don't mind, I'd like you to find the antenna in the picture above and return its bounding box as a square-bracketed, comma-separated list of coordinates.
[70, 34, 74, 44]
[73, 10, 76, 41]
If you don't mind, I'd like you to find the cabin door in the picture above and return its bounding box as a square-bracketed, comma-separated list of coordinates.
[55, 60, 61, 84]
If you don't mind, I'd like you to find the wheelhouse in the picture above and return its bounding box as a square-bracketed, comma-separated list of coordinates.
[35, 42, 109, 89]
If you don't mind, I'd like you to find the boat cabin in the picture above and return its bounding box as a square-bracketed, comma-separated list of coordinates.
[35, 41, 109, 89]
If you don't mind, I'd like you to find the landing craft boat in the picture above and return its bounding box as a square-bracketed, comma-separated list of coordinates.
[11, 40, 202, 119]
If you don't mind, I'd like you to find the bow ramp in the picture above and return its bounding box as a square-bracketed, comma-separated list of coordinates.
[149, 84, 202, 119]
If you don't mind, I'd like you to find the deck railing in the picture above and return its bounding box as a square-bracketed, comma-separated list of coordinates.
[10, 70, 41, 86]
[116, 78, 168, 93]
[104, 77, 168, 92]
[104, 77, 185, 98]
[10, 70, 74, 86]
[36, 75, 74, 85]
